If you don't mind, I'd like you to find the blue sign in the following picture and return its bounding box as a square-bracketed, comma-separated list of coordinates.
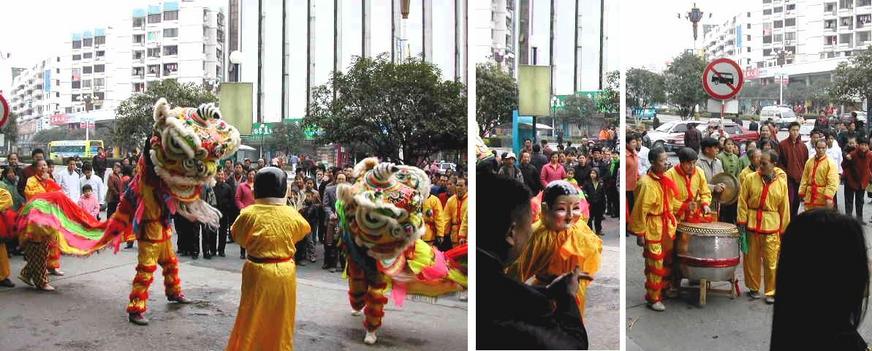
[736, 25, 743, 48]
[43, 70, 51, 92]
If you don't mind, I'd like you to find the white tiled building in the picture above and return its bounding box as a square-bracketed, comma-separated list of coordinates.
[8, 57, 69, 142]
[702, 11, 764, 73]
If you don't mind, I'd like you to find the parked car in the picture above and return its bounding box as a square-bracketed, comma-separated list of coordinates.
[664, 120, 759, 151]
[760, 105, 800, 130]
[646, 120, 697, 151]
[839, 111, 867, 124]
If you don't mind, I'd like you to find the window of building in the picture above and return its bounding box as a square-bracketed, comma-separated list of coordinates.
[764, 48, 773, 56]
[83, 38, 93, 47]
[147, 64, 160, 76]
[859, 31, 871, 43]
[94, 78, 104, 88]
[774, 6, 783, 13]
[72, 40, 81, 49]
[775, 34, 784, 42]
[747, 35, 752, 41]
[163, 28, 178, 38]
[840, 33, 853, 45]
[72, 81, 81, 89]
[861, 0, 872, 6]
[147, 48, 161, 58]
[163, 45, 178, 56]
[826, 35, 838, 45]
[786, 32, 797, 41]
[133, 17, 144, 27]
[764, 35, 772, 43]
[96, 50, 105, 57]
[148, 13, 161, 23]
[775, 20, 784, 28]
[133, 34, 144, 44]
[859, 14, 872, 27]
[83, 52, 93, 59]
[786, 18, 796, 26]
[840, 0, 853, 9]
[133, 83, 145, 92]
[133, 50, 144, 60]
[72, 68, 81, 80]
[133, 67, 144, 76]
[216, 48, 223, 59]
[94, 64, 104, 73]
[826, 19, 837, 28]
[83, 66, 92, 74]
[82, 80, 91, 88]
[747, 23, 752, 29]
[56, 92, 60, 98]
[747, 11, 752, 17]
[163, 63, 178, 76]
[764, 9, 772, 15]
[787, 4, 796, 10]
[73, 54, 81, 61]
[842, 17, 853, 28]
[164, 10, 178, 21]
[826, 3, 837, 11]
[747, 47, 752, 53]
[147, 31, 159, 41]
[95, 36, 105, 45]
[56, 68, 59, 74]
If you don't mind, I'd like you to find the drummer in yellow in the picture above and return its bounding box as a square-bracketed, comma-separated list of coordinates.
[630, 147, 680, 312]
[511, 180, 602, 318]
[737, 150, 790, 304]
[798, 139, 839, 211]
[226, 167, 311, 351]
[665, 148, 712, 221]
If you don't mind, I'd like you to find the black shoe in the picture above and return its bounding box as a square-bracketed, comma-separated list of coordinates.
[168, 294, 192, 304]
[321, 265, 329, 270]
[191, 253, 199, 260]
[218, 252, 225, 257]
[297, 260, 307, 266]
[240, 254, 246, 259]
[128, 313, 149, 326]
[0, 278, 14, 287]
[329, 267, 337, 273]
[204, 254, 212, 259]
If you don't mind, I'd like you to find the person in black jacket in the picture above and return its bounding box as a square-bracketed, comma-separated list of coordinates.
[573, 154, 593, 187]
[92, 147, 109, 181]
[583, 169, 606, 236]
[477, 170, 588, 350]
[530, 144, 549, 174]
[212, 169, 235, 257]
[518, 151, 542, 197]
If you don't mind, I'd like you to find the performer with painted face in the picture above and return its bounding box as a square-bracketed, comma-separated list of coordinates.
[225, 167, 311, 351]
[798, 139, 839, 211]
[511, 180, 603, 317]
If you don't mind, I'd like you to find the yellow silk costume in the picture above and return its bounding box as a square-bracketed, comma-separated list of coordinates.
[511, 219, 602, 317]
[23, 176, 62, 270]
[439, 194, 468, 244]
[0, 188, 13, 281]
[422, 195, 443, 243]
[798, 156, 839, 210]
[664, 166, 711, 221]
[737, 171, 790, 297]
[226, 203, 311, 351]
[630, 173, 678, 303]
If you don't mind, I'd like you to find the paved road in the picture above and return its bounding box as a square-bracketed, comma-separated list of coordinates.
[626, 186, 872, 351]
[0, 240, 467, 351]
[585, 214, 621, 351]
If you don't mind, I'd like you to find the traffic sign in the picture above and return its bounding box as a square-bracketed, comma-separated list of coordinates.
[251, 122, 273, 136]
[702, 58, 744, 100]
[0, 94, 8, 129]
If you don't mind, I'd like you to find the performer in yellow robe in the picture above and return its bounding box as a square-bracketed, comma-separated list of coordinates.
[511, 180, 602, 317]
[23, 160, 66, 277]
[630, 147, 679, 311]
[664, 148, 712, 221]
[421, 194, 443, 245]
[737, 150, 790, 304]
[0, 186, 14, 287]
[798, 139, 839, 210]
[226, 167, 311, 351]
[439, 177, 468, 245]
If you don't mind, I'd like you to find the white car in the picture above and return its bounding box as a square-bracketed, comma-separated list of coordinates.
[760, 106, 800, 130]
[646, 120, 699, 151]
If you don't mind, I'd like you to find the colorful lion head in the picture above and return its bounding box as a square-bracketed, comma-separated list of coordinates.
[150, 98, 240, 202]
[338, 158, 430, 261]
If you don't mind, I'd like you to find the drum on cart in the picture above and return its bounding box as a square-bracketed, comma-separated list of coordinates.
[675, 221, 740, 306]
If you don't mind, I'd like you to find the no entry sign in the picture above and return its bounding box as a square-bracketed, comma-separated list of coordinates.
[702, 58, 744, 100]
[0, 95, 8, 129]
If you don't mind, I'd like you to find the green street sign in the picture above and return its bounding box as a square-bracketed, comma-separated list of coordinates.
[251, 123, 273, 136]
[551, 90, 605, 113]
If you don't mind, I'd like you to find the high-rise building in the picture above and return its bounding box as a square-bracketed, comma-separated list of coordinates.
[702, 11, 763, 73]
[475, 0, 516, 75]
[9, 56, 69, 142]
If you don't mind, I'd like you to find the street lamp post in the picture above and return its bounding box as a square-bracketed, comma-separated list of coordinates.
[686, 4, 704, 52]
[229, 50, 243, 83]
[82, 94, 99, 141]
[776, 49, 792, 106]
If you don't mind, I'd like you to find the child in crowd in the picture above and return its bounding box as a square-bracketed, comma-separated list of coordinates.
[78, 184, 100, 219]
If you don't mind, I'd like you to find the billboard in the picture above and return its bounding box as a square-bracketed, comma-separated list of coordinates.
[218, 82, 254, 135]
[518, 65, 552, 116]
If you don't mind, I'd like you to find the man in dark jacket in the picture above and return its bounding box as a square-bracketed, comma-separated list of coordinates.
[684, 123, 702, 153]
[477, 170, 588, 350]
[212, 169, 235, 257]
[518, 151, 542, 197]
[92, 147, 109, 180]
[530, 144, 549, 174]
[574, 154, 593, 186]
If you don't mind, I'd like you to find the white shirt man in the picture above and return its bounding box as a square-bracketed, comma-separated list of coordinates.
[638, 145, 651, 176]
[55, 160, 82, 201]
[826, 136, 844, 175]
[81, 168, 106, 206]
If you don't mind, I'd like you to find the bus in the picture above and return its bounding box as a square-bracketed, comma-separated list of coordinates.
[48, 140, 104, 163]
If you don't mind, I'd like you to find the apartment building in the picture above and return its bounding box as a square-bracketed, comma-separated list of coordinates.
[8, 56, 68, 142]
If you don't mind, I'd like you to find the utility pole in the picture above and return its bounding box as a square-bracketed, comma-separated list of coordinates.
[307, 0, 315, 117]
[282, 0, 287, 120]
[256, 0, 263, 123]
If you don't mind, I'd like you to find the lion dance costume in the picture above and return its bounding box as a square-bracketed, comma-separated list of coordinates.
[337, 158, 467, 345]
[15, 98, 240, 325]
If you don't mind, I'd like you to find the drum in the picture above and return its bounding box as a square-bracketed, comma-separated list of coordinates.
[676, 221, 740, 282]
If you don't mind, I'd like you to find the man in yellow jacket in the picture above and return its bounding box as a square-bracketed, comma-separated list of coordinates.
[440, 177, 468, 246]
[737, 150, 790, 304]
[422, 193, 444, 245]
[799, 139, 839, 211]
[630, 147, 679, 312]
[665, 148, 712, 222]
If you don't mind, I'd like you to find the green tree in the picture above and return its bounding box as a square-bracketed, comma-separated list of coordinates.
[306, 55, 467, 165]
[266, 121, 306, 156]
[555, 94, 597, 138]
[476, 62, 517, 136]
[626, 68, 666, 109]
[598, 70, 621, 115]
[830, 45, 872, 106]
[2, 112, 18, 147]
[665, 52, 708, 119]
[112, 79, 217, 151]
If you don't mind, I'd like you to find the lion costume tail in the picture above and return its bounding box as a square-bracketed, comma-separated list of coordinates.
[15, 191, 119, 256]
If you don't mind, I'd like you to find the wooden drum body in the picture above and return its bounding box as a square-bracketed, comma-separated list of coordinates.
[676, 221, 740, 282]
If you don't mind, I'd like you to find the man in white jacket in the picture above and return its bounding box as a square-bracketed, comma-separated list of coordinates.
[55, 158, 82, 202]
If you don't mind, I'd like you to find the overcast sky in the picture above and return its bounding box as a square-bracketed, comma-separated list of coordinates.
[621, 0, 757, 71]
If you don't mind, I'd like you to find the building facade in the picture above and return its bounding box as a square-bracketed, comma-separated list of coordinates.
[9, 56, 69, 142]
[703, 11, 764, 74]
